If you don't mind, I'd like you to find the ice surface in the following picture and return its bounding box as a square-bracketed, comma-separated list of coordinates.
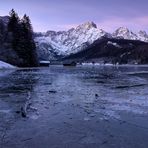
[0, 65, 148, 147]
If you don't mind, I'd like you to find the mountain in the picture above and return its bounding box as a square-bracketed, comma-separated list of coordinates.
[35, 23, 148, 61]
[112, 27, 138, 40]
[0, 16, 9, 26]
[35, 22, 111, 60]
[112, 27, 148, 42]
[1, 14, 148, 64]
[63, 38, 148, 64]
[138, 30, 148, 42]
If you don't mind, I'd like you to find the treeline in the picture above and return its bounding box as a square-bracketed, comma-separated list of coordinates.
[0, 9, 39, 67]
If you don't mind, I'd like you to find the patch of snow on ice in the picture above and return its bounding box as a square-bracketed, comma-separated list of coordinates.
[0, 109, 11, 114]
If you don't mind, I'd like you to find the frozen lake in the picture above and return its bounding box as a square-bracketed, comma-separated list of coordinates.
[0, 65, 148, 148]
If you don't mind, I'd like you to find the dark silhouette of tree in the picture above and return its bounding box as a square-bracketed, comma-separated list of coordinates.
[7, 9, 39, 67]
[7, 9, 20, 50]
[7, 9, 19, 32]
[17, 14, 39, 67]
[0, 20, 5, 45]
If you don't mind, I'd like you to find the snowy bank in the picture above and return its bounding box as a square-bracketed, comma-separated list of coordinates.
[0, 61, 15, 69]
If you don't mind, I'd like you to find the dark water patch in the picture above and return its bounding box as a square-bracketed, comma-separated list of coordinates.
[115, 84, 147, 89]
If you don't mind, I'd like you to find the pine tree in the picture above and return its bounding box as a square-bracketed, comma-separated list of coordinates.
[0, 20, 5, 45]
[7, 10, 39, 67]
[22, 14, 33, 33]
[19, 14, 39, 67]
[7, 9, 20, 50]
[12, 14, 38, 67]
[7, 9, 19, 32]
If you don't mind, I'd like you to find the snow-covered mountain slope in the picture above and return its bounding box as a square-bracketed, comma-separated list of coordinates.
[35, 22, 111, 59]
[112, 27, 148, 42]
[35, 24, 148, 60]
[138, 30, 148, 42]
[112, 27, 138, 40]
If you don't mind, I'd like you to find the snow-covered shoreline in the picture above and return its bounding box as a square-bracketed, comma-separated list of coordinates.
[0, 61, 15, 69]
[81, 62, 148, 67]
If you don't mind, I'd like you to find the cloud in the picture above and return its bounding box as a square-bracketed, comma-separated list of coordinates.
[45, 16, 148, 32]
[34, 16, 148, 33]
[54, 24, 79, 30]
[96, 16, 148, 32]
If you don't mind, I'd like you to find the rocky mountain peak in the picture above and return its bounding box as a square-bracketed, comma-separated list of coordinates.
[114, 27, 130, 35]
[112, 27, 138, 40]
[138, 30, 148, 38]
[76, 21, 97, 30]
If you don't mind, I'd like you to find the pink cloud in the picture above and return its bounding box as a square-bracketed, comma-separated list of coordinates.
[33, 16, 148, 33]
[96, 16, 148, 32]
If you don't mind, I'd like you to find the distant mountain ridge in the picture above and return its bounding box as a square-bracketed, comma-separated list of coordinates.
[34, 22, 148, 60]
[112, 27, 148, 42]
[1, 15, 148, 63]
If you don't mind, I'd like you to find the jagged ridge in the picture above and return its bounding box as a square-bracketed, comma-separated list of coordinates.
[35, 22, 148, 60]
[35, 22, 110, 60]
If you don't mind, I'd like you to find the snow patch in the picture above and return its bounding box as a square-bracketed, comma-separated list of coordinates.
[107, 41, 121, 48]
[0, 61, 15, 69]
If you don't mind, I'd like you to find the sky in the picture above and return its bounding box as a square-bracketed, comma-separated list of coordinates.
[0, 0, 148, 32]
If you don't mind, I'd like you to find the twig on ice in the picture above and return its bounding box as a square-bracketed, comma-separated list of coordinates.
[21, 92, 31, 118]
